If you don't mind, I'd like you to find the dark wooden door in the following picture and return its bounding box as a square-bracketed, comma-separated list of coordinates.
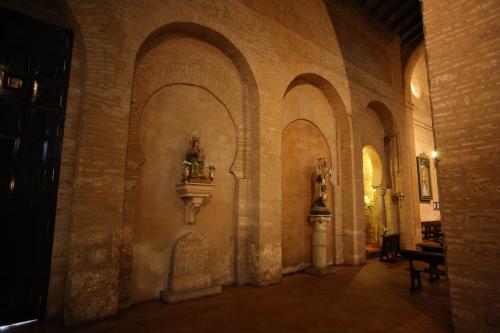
[0, 7, 72, 325]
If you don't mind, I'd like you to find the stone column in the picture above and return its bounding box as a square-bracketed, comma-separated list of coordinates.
[375, 187, 387, 244]
[305, 215, 335, 275]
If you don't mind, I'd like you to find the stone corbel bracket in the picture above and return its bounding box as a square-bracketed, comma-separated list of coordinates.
[175, 182, 215, 224]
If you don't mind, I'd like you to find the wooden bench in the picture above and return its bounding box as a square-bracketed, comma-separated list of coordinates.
[417, 241, 444, 253]
[401, 249, 445, 292]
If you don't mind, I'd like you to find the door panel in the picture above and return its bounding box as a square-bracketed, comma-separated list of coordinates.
[0, 7, 72, 325]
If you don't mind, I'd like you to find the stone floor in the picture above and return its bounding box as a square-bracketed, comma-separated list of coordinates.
[11, 259, 452, 333]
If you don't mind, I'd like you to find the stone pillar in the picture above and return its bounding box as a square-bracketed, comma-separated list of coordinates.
[305, 215, 335, 275]
[375, 187, 387, 244]
[383, 188, 398, 234]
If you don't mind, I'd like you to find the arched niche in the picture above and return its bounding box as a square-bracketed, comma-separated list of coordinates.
[281, 73, 353, 266]
[120, 22, 259, 306]
[281, 80, 337, 182]
[364, 101, 396, 189]
[133, 83, 236, 303]
[366, 101, 396, 137]
[281, 118, 333, 272]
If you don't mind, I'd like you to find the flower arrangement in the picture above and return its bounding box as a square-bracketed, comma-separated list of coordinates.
[207, 164, 216, 182]
[182, 160, 192, 182]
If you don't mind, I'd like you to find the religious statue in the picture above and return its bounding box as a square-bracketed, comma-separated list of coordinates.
[311, 157, 332, 215]
[182, 132, 215, 183]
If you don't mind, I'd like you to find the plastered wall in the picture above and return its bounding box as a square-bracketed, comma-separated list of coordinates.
[132, 84, 236, 303]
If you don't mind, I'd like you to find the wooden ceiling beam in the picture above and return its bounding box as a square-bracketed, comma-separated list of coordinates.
[389, 1, 420, 30]
[398, 12, 422, 36]
[402, 23, 423, 45]
[381, 0, 408, 23]
[369, 0, 385, 16]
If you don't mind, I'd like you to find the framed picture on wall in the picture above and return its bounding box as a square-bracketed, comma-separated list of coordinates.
[417, 154, 432, 201]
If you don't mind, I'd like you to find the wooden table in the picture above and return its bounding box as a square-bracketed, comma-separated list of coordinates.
[379, 234, 401, 262]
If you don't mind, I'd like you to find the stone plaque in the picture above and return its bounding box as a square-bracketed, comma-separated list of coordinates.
[161, 232, 221, 303]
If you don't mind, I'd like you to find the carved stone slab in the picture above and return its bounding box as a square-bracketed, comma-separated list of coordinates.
[160, 232, 221, 303]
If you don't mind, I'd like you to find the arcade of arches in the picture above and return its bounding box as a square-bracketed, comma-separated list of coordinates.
[0, 1, 498, 332]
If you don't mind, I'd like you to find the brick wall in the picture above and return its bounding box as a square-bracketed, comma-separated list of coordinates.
[1, 0, 420, 324]
[422, 1, 500, 331]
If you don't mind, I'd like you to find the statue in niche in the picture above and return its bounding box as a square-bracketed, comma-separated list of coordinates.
[182, 131, 215, 183]
[311, 157, 332, 215]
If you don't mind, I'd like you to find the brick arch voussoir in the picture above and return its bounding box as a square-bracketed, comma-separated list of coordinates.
[282, 72, 353, 187]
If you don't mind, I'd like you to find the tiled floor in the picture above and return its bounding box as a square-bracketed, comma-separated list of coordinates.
[12, 259, 452, 333]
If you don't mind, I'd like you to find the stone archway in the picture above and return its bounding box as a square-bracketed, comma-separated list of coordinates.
[362, 145, 385, 248]
[280, 73, 354, 266]
[281, 120, 332, 273]
[358, 100, 418, 251]
[120, 22, 260, 306]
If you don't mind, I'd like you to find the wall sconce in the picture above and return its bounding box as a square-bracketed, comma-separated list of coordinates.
[431, 150, 441, 167]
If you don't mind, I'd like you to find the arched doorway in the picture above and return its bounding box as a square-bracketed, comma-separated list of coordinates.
[362, 145, 386, 257]
[357, 101, 400, 258]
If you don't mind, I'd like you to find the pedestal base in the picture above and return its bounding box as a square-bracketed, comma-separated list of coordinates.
[308, 214, 332, 271]
[161, 285, 221, 304]
[304, 265, 335, 276]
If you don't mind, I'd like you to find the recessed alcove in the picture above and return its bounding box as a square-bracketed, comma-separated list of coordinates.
[280, 82, 336, 273]
[281, 120, 332, 272]
[120, 22, 259, 306]
[132, 84, 236, 304]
